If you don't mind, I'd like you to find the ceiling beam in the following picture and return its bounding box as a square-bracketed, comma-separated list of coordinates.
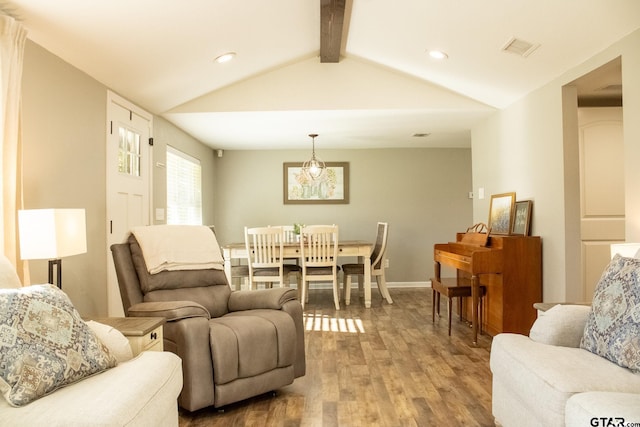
[320, 0, 346, 63]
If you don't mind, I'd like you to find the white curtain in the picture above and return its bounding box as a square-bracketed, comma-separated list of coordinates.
[0, 14, 27, 280]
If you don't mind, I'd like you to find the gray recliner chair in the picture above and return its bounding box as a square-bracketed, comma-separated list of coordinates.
[110, 234, 306, 412]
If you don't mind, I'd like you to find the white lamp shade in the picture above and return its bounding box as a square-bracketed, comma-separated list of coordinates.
[610, 242, 640, 259]
[18, 209, 87, 260]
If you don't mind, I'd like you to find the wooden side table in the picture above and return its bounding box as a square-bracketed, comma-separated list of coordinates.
[89, 317, 165, 356]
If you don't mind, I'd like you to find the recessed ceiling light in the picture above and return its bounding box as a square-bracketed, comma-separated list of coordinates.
[214, 52, 236, 63]
[427, 50, 448, 60]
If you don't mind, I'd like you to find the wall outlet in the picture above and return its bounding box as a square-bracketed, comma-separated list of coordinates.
[384, 259, 389, 268]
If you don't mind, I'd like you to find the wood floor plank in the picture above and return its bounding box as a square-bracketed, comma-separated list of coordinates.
[179, 288, 494, 426]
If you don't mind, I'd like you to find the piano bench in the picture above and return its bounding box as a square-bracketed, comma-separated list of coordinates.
[431, 277, 486, 336]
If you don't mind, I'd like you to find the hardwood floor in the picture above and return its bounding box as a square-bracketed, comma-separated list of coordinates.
[178, 288, 495, 427]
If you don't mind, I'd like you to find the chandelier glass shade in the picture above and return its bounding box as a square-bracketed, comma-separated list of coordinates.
[302, 133, 326, 180]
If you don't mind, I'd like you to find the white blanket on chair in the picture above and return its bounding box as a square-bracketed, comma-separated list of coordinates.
[130, 225, 224, 274]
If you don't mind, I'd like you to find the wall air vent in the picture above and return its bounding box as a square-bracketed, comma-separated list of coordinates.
[412, 133, 431, 138]
[501, 37, 540, 58]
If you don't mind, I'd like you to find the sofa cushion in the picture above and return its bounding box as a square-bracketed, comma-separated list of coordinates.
[529, 304, 591, 347]
[491, 333, 640, 426]
[208, 310, 296, 385]
[0, 285, 117, 406]
[144, 285, 230, 318]
[85, 320, 133, 364]
[565, 392, 640, 427]
[581, 254, 640, 372]
[129, 234, 229, 294]
[128, 234, 232, 317]
[0, 351, 183, 427]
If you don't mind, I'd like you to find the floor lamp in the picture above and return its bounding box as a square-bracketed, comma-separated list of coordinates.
[18, 209, 87, 289]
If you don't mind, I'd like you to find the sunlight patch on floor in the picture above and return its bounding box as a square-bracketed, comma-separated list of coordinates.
[303, 313, 365, 333]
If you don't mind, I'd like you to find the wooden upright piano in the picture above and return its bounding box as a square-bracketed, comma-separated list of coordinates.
[433, 234, 542, 344]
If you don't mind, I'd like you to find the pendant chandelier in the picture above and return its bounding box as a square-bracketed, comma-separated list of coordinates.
[302, 133, 326, 180]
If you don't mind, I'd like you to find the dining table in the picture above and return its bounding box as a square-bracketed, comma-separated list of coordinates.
[221, 240, 375, 307]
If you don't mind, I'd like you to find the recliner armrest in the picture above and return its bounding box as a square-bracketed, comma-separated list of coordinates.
[228, 288, 298, 311]
[128, 301, 211, 321]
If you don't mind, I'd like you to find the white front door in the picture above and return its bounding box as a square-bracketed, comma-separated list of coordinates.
[106, 91, 153, 316]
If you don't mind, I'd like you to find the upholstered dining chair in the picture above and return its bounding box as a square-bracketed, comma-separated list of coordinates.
[342, 222, 393, 306]
[299, 224, 340, 310]
[245, 226, 299, 289]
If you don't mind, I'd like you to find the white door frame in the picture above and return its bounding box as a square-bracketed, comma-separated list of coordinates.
[106, 90, 153, 315]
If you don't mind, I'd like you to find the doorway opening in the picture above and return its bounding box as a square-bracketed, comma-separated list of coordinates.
[564, 57, 623, 301]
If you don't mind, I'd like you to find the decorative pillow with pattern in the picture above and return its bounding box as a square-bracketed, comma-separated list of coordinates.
[580, 254, 640, 372]
[0, 284, 117, 406]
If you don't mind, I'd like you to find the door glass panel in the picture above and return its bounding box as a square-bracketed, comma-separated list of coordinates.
[118, 126, 141, 177]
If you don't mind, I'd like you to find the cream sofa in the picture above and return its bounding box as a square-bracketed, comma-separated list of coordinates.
[490, 304, 640, 427]
[0, 351, 183, 427]
[0, 256, 183, 427]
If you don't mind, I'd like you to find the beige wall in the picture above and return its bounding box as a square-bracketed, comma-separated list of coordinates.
[22, 41, 108, 315]
[19, 39, 472, 315]
[21, 26, 639, 311]
[21, 41, 216, 316]
[471, 28, 640, 302]
[151, 116, 217, 226]
[212, 148, 473, 283]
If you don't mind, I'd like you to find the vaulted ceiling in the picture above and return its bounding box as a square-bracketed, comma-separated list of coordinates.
[4, 0, 640, 149]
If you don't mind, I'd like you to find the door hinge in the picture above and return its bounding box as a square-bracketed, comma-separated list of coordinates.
[110, 220, 113, 234]
[110, 121, 113, 135]
[149, 137, 154, 146]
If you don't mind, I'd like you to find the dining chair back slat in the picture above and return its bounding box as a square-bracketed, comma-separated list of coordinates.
[299, 225, 340, 310]
[245, 226, 289, 289]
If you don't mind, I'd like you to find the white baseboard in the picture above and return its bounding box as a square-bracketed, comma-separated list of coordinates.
[309, 281, 432, 289]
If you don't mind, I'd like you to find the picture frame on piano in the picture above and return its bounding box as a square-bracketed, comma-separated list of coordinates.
[488, 192, 516, 235]
[511, 200, 533, 235]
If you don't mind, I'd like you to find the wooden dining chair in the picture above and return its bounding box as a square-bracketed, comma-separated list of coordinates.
[271, 225, 302, 285]
[212, 224, 249, 290]
[299, 224, 340, 310]
[230, 264, 250, 290]
[342, 222, 393, 306]
[280, 225, 298, 244]
[244, 226, 298, 289]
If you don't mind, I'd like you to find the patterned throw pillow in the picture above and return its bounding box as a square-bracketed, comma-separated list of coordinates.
[580, 254, 640, 372]
[0, 284, 117, 406]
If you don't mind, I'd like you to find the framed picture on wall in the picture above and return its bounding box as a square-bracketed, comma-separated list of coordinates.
[511, 200, 533, 235]
[283, 162, 349, 204]
[488, 192, 516, 235]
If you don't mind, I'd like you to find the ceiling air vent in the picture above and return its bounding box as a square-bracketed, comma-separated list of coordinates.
[501, 37, 540, 58]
